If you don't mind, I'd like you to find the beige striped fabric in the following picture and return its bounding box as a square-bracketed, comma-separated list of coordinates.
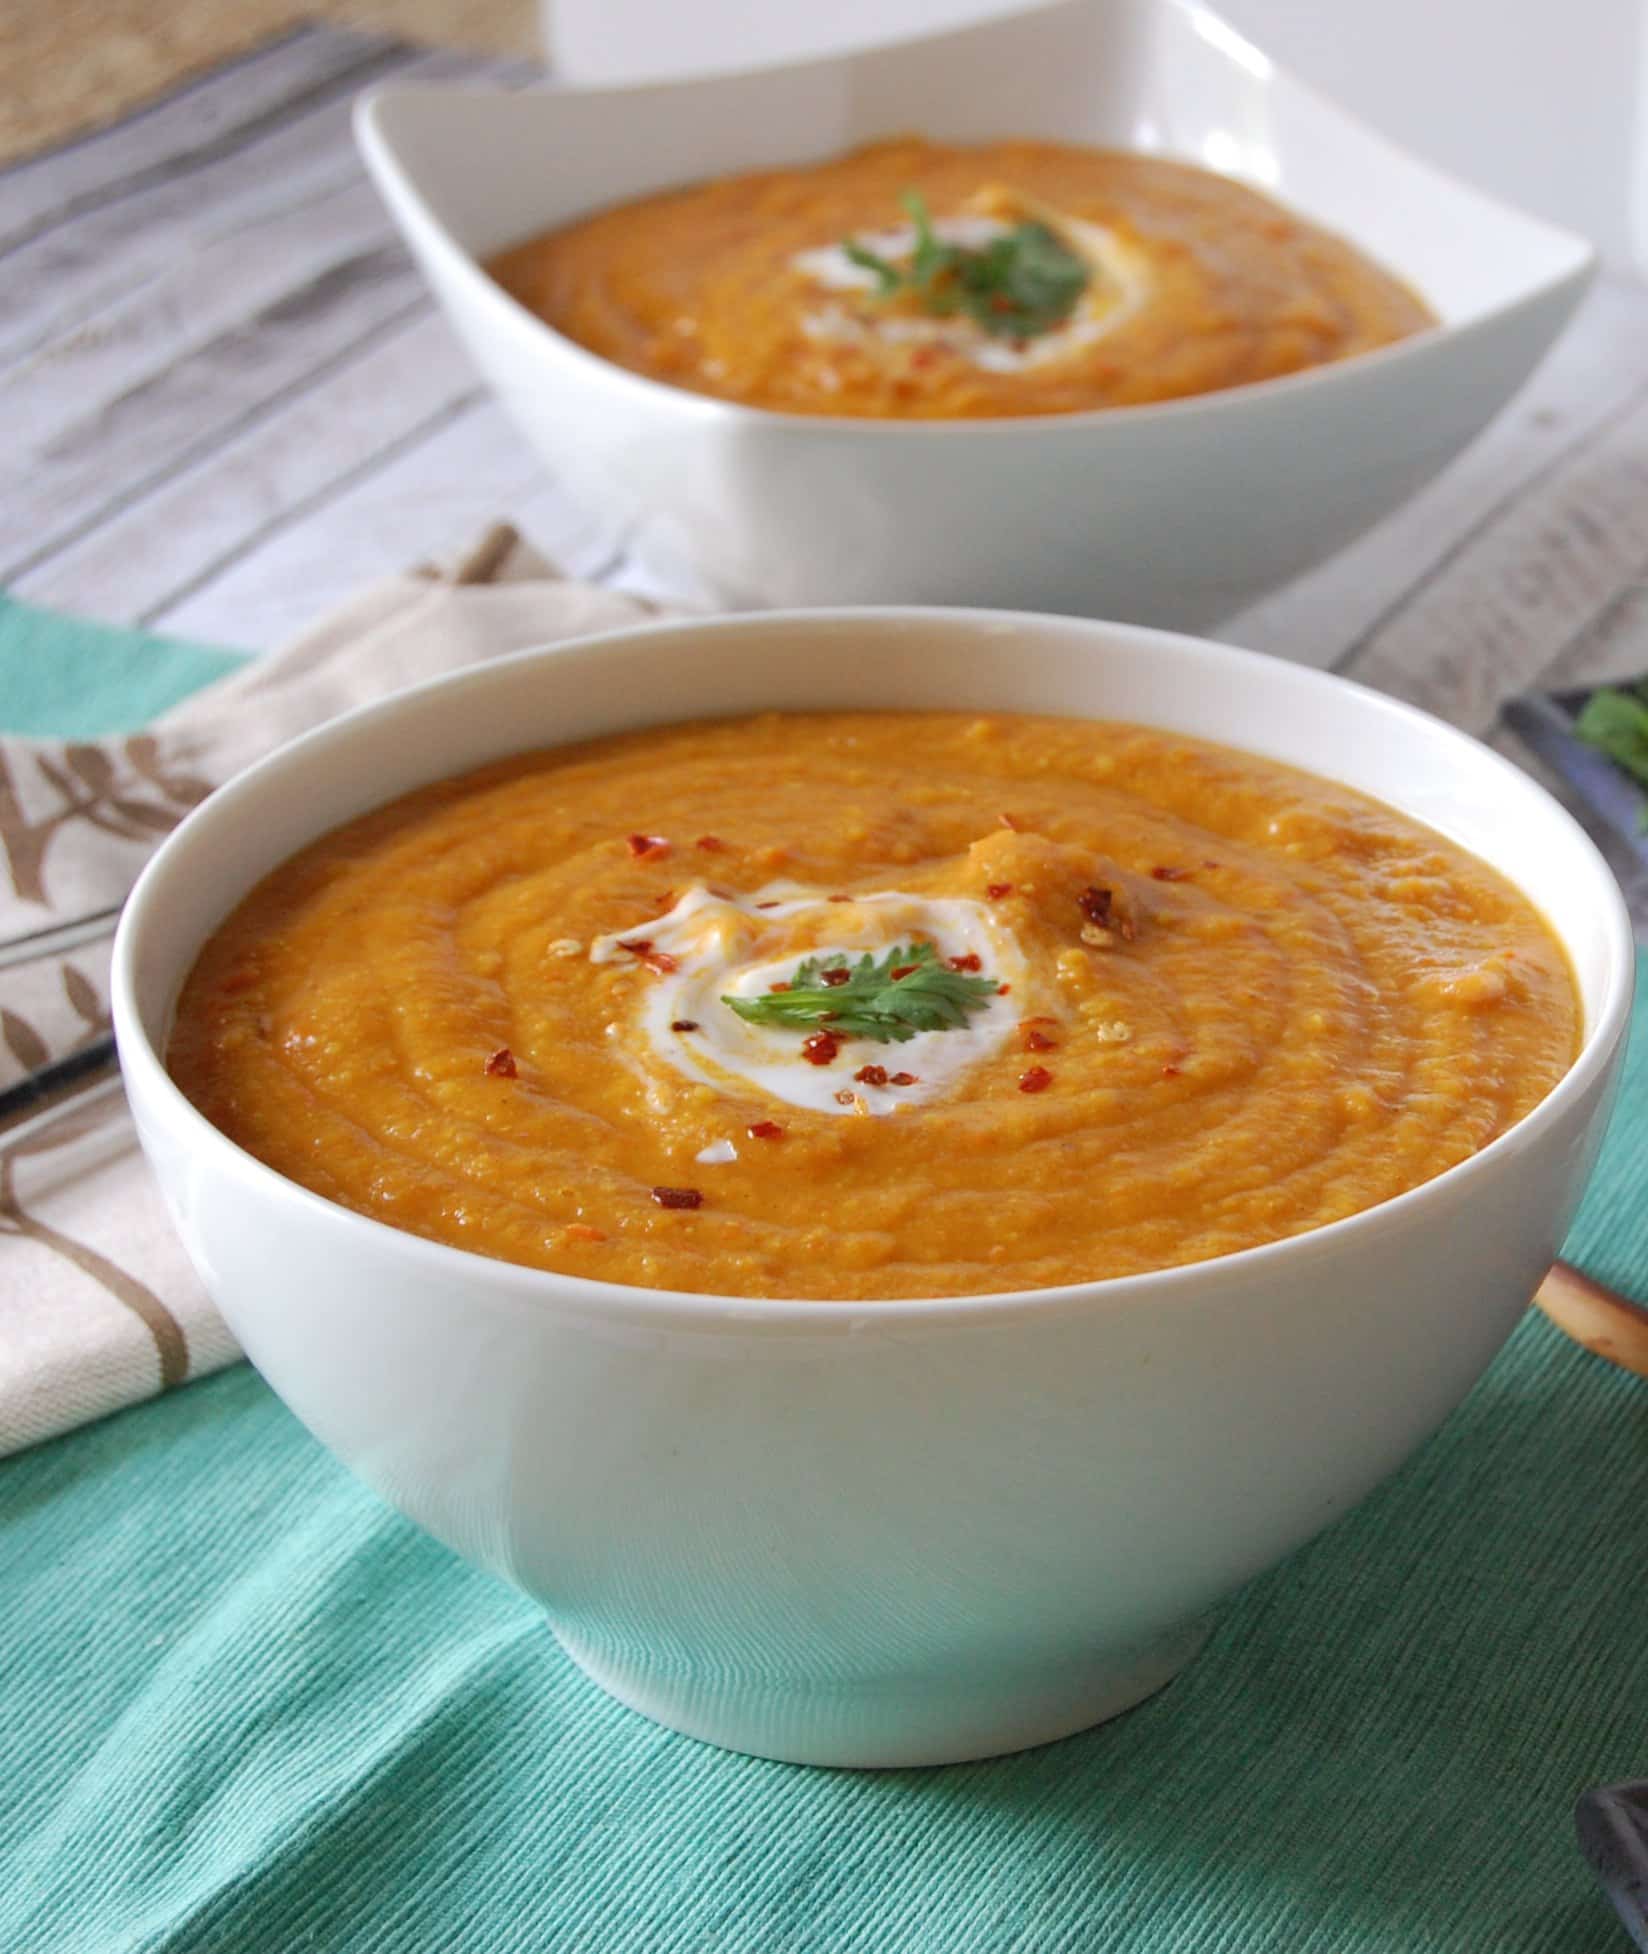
[0, 528, 654, 1456]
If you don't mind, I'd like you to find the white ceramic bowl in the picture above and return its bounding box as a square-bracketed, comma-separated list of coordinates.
[113, 611, 1633, 1768]
[355, 0, 1594, 631]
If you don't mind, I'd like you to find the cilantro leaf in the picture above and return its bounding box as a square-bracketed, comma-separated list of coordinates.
[837, 189, 1089, 341]
[723, 940, 1000, 1045]
[1575, 684, 1648, 826]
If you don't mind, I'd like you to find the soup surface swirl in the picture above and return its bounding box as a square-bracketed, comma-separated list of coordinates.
[169, 711, 1578, 1299]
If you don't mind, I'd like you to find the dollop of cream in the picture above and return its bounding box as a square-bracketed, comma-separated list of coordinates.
[790, 196, 1151, 374]
[590, 884, 1028, 1116]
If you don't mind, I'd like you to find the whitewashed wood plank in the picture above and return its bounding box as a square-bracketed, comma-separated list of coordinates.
[0, 44, 522, 366]
[0, 25, 397, 243]
[150, 403, 628, 650]
[5, 175, 426, 453]
[1332, 372, 1648, 731]
[0, 249, 431, 580]
[1540, 583, 1648, 690]
[1225, 278, 1648, 680]
[13, 313, 482, 621]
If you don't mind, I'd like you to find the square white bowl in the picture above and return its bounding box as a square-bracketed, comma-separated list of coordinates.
[357, 0, 1594, 631]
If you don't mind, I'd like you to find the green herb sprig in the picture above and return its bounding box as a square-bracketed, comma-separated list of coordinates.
[843, 191, 1089, 341]
[723, 940, 1000, 1044]
[1575, 682, 1648, 826]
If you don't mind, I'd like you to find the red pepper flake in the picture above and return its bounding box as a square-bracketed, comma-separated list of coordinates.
[1152, 865, 1191, 882]
[651, 1186, 703, 1210]
[821, 968, 851, 987]
[747, 1120, 785, 1140]
[947, 952, 982, 972]
[999, 811, 1023, 831]
[484, 1047, 518, 1078]
[1018, 1065, 1053, 1094]
[1162, 1063, 1182, 1078]
[802, 1031, 840, 1066]
[1022, 1028, 1057, 1053]
[769, 980, 792, 994]
[626, 833, 671, 860]
[755, 900, 782, 910]
[617, 936, 677, 976]
[670, 1019, 699, 1033]
[997, 983, 1012, 996]
[890, 964, 919, 982]
[855, 1064, 889, 1086]
[986, 882, 1014, 901]
[1078, 885, 1137, 941]
[565, 1222, 606, 1243]
[835, 1089, 858, 1106]
[827, 893, 853, 903]
[890, 1072, 918, 1087]
[695, 835, 726, 852]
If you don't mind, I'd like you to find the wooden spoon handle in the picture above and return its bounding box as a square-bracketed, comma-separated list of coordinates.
[1537, 1260, 1648, 1378]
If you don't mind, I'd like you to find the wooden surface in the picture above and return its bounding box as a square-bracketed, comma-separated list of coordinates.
[6, 21, 1648, 926]
[0, 0, 539, 166]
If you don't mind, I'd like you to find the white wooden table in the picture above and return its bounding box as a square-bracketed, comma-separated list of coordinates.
[7, 22, 1648, 910]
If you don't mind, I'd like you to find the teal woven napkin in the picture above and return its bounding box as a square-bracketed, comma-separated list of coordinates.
[1, 600, 1645, 1953]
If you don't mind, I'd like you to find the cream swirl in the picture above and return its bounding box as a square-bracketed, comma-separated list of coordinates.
[590, 884, 1028, 1117]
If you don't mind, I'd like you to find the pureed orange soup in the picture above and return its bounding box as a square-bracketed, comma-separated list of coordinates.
[488, 137, 1435, 418]
[168, 712, 1580, 1301]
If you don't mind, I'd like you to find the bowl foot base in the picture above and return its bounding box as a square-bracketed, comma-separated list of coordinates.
[553, 1616, 1213, 1769]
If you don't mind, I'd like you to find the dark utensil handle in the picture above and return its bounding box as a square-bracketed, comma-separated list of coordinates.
[0, 1034, 119, 1140]
[1577, 1781, 1648, 1951]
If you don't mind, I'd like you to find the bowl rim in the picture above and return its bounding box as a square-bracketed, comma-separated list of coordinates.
[112, 606, 1637, 1330]
[353, 33, 1598, 445]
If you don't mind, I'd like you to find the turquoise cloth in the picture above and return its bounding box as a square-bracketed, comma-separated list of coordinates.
[0, 594, 239, 736]
[1, 606, 1645, 1953]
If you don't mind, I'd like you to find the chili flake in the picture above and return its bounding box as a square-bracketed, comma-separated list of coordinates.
[855, 1064, 889, 1086]
[695, 835, 726, 852]
[1152, 865, 1191, 882]
[651, 1186, 703, 1210]
[1018, 1065, 1053, 1093]
[821, 968, 851, 988]
[1162, 1063, 1183, 1078]
[947, 952, 982, 972]
[626, 833, 670, 860]
[890, 964, 919, 982]
[617, 936, 678, 976]
[999, 811, 1023, 831]
[827, 893, 853, 903]
[890, 1072, 918, 1087]
[484, 1048, 518, 1078]
[670, 1019, 699, 1033]
[1078, 885, 1136, 940]
[986, 882, 1013, 900]
[747, 1120, 785, 1140]
[1022, 1028, 1057, 1053]
[802, 1031, 841, 1066]
[565, 1222, 606, 1243]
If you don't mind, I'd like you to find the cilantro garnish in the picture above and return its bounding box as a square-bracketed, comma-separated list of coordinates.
[723, 941, 1000, 1045]
[842, 191, 1089, 341]
[1575, 683, 1648, 826]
